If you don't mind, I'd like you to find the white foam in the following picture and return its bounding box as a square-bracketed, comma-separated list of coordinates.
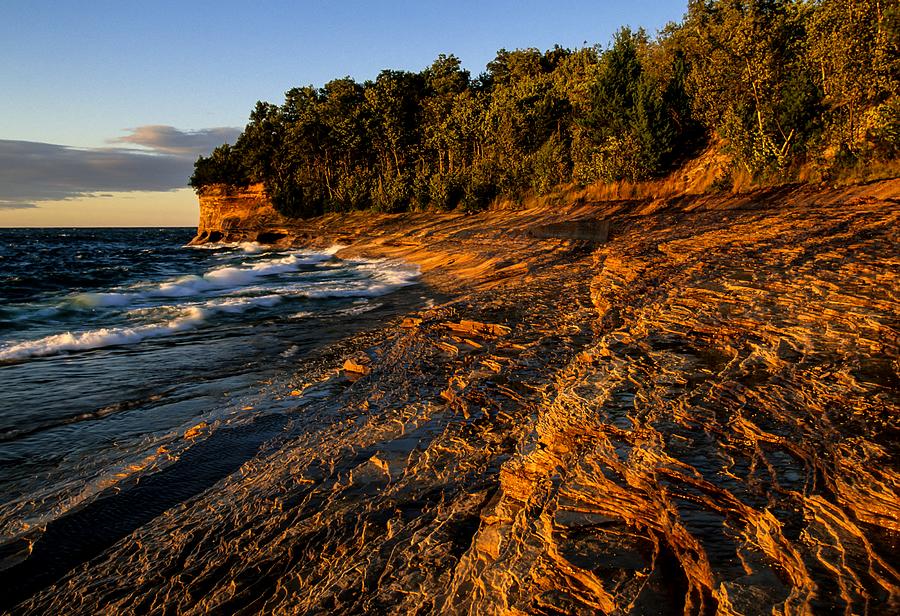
[5, 254, 420, 362]
[238, 242, 266, 254]
[185, 241, 267, 253]
[1, 291, 300, 362]
[0, 307, 207, 362]
[71, 292, 136, 308]
[128, 295, 284, 320]
[205, 295, 283, 313]
[280, 345, 300, 357]
[71, 250, 336, 307]
[335, 302, 384, 316]
[303, 261, 420, 299]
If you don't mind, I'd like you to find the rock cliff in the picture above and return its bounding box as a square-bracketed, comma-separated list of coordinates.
[192, 183, 295, 245]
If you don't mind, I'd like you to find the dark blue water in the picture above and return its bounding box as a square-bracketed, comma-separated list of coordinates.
[0, 228, 423, 546]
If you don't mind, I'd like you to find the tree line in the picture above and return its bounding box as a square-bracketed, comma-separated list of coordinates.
[191, 0, 899, 217]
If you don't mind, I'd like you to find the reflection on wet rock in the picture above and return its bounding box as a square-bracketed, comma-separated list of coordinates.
[5, 181, 899, 614]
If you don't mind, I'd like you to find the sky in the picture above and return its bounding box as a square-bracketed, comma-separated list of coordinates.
[0, 0, 688, 227]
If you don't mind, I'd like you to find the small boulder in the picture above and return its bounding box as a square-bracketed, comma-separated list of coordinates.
[343, 354, 372, 376]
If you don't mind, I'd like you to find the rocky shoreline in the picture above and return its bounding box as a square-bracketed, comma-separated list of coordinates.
[14, 180, 899, 614]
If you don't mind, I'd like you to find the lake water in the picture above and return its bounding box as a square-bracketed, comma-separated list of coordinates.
[0, 228, 425, 572]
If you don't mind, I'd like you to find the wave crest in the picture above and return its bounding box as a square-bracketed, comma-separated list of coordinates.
[0, 307, 207, 362]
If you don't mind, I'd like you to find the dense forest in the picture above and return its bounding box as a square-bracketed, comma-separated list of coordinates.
[191, 0, 899, 217]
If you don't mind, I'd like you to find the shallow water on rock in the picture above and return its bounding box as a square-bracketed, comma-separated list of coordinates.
[0, 228, 427, 578]
[1, 190, 898, 613]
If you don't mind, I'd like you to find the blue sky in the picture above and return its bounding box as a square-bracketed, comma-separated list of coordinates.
[0, 0, 687, 226]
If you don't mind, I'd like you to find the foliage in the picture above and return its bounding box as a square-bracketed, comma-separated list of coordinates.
[578, 28, 692, 182]
[189, 144, 249, 189]
[192, 2, 898, 216]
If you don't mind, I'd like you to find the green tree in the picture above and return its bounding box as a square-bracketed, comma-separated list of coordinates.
[807, 0, 900, 159]
[681, 0, 819, 173]
[578, 28, 686, 182]
[189, 143, 249, 190]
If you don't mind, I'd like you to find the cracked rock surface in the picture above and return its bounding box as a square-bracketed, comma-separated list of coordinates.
[5, 181, 899, 614]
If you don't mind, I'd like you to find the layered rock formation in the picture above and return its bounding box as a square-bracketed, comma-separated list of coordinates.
[8, 180, 899, 614]
[192, 184, 295, 245]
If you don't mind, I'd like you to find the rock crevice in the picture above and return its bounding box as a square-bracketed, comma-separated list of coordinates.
[10, 180, 899, 614]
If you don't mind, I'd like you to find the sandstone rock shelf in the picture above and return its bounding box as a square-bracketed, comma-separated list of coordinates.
[8, 180, 899, 614]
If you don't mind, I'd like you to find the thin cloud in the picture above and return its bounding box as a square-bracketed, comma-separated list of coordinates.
[0, 126, 239, 207]
[0, 201, 37, 210]
[113, 125, 241, 156]
[0, 140, 189, 205]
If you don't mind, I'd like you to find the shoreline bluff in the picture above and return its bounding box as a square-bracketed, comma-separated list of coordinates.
[190, 179, 898, 292]
[18, 180, 899, 613]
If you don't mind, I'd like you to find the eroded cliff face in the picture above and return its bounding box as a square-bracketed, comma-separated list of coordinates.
[192, 183, 295, 245]
[9, 181, 899, 614]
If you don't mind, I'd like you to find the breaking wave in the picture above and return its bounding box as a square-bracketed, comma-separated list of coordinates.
[1, 247, 419, 363]
[0, 307, 207, 362]
[72, 250, 338, 308]
[185, 241, 268, 253]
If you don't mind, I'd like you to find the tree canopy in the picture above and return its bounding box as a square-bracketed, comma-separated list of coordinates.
[192, 0, 899, 217]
